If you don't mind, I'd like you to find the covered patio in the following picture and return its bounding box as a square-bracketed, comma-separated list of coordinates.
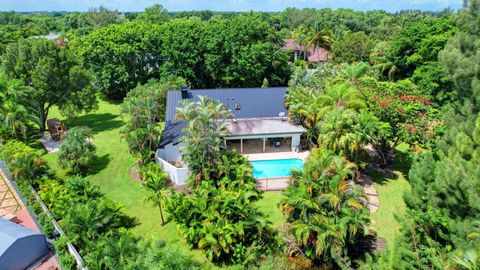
[224, 118, 304, 154]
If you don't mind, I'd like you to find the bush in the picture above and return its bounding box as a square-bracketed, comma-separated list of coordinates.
[0, 140, 47, 181]
[58, 126, 96, 173]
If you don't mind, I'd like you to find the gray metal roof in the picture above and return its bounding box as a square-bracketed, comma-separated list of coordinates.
[159, 87, 290, 148]
[0, 218, 49, 270]
[165, 87, 289, 124]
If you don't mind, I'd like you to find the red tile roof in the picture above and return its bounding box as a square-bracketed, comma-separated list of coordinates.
[283, 39, 330, 62]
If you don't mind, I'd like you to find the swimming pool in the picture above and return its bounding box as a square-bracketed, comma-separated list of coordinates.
[250, 158, 303, 179]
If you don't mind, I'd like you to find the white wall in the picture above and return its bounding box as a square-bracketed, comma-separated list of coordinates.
[156, 152, 188, 185]
[157, 143, 182, 162]
[291, 133, 301, 151]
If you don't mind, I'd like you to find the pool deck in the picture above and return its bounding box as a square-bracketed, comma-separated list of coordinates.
[246, 151, 309, 191]
[245, 151, 309, 162]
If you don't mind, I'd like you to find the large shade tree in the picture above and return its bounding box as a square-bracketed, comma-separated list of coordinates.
[1, 38, 97, 131]
[73, 21, 163, 98]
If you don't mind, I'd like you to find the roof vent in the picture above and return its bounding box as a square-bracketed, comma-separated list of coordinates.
[181, 84, 189, 99]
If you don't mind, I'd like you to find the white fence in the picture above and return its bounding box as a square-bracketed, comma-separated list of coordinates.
[156, 156, 188, 185]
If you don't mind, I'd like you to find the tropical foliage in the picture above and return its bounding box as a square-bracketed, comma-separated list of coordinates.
[121, 78, 184, 166]
[280, 147, 370, 268]
[141, 162, 169, 226]
[168, 98, 279, 265]
[58, 126, 96, 173]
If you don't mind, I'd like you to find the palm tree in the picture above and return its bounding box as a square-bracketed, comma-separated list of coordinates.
[280, 147, 370, 267]
[314, 81, 366, 119]
[0, 76, 31, 141]
[176, 96, 231, 185]
[451, 249, 480, 270]
[143, 163, 169, 225]
[304, 22, 335, 61]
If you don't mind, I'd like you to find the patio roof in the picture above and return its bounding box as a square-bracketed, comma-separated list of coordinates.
[225, 118, 304, 137]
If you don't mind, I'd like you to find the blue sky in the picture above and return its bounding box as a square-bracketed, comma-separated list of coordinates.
[0, 0, 463, 12]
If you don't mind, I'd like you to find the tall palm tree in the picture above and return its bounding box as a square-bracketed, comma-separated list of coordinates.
[176, 96, 231, 184]
[305, 22, 335, 61]
[143, 163, 169, 226]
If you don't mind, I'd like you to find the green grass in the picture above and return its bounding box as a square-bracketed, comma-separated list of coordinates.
[257, 191, 286, 229]
[370, 146, 411, 251]
[41, 98, 286, 268]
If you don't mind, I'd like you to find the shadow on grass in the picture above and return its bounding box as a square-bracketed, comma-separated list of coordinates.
[66, 113, 124, 134]
[88, 154, 111, 175]
[390, 149, 411, 175]
[367, 170, 399, 186]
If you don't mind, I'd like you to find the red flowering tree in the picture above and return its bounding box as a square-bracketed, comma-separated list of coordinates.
[362, 80, 437, 166]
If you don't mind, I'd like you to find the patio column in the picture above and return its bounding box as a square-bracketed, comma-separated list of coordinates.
[263, 138, 266, 152]
[240, 139, 243, 153]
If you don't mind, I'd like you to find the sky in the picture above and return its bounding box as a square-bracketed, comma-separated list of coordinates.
[0, 0, 463, 13]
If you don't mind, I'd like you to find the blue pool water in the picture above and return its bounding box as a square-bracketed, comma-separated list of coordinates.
[250, 158, 303, 178]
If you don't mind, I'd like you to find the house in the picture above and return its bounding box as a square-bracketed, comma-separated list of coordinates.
[156, 86, 305, 185]
[283, 38, 329, 63]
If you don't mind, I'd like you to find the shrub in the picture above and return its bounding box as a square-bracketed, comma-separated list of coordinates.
[58, 126, 96, 173]
[0, 140, 47, 181]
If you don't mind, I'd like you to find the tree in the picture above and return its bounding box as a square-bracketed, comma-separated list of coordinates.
[204, 14, 291, 88]
[1, 38, 97, 131]
[439, 7, 480, 108]
[167, 151, 278, 265]
[304, 21, 335, 54]
[280, 147, 370, 268]
[0, 74, 32, 141]
[389, 16, 455, 78]
[58, 126, 96, 173]
[142, 162, 169, 226]
[136, 4, 170, 24]
[176, 96, 231, 184]
[159, 18, 209, 88]
[121, 78, 184, 165]
[73, 21, 163, 98]
[332, 31, 375, 63]
[317, 108, 377, 161]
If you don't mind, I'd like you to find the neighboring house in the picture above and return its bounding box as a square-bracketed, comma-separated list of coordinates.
[156, 86, 305, 185]
[283, 38, 329, 63]
[32, 32, 67, 47]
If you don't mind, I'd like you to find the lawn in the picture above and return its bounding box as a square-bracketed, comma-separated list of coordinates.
[41, 98, 286, 268]
[370, 146, 411, 253]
